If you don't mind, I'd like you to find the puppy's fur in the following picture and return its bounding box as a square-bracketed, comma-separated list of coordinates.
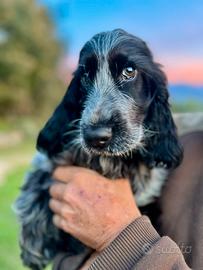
[14, 29, 182, 269]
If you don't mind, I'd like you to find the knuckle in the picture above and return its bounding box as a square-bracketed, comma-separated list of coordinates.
[49, 198, 54, 210]
[62, 185, 70, 201]
[61, 205, 68, 218]
[60, 218, 70, 232]
[49, 185, 55, 196]
[68, 213, 77, 224]
[65, 185, 77, 200]
[53, 215, 68, 232]
[72, 170, 81, 181]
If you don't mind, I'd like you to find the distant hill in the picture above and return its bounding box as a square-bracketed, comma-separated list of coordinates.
[169, 85, 203, 102]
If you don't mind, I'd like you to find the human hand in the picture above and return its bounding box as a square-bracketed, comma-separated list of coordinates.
[49, 166, 141, 251]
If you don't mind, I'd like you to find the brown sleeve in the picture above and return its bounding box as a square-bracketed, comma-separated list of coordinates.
[53, 216, 190, 270]
[88, 216, 190, 270]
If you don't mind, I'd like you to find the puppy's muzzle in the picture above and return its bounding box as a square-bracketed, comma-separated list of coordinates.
[83, 126, 112, 149]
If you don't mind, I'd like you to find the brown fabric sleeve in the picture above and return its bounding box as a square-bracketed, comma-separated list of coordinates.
[135, 236, 191, 270]
[53, 216, 190, 270]
[87, 216, 159, 269]
[88, 216, 190, 270]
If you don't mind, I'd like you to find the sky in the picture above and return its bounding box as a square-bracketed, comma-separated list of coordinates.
[40, 0, 203, 86]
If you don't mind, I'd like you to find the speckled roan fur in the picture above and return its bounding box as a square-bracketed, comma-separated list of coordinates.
[14, 29, 182, 270]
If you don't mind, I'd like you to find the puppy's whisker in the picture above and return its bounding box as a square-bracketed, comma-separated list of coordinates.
[68, 118, 82, 127]
[63, 129, 81, 136]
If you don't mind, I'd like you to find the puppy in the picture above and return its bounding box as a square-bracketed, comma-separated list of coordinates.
[15, 29, 182, 269]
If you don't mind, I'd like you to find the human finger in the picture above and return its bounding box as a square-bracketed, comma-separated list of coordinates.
[49, 198, 73, 217]
[49, 182, 67, 201]
[53, 166, 83, 183]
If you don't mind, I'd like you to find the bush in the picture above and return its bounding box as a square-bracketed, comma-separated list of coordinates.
[0, 0, 65, 118]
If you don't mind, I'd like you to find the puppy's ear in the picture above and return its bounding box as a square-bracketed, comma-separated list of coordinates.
[141, 67, 183, 169]
[37, 73, 82, 157]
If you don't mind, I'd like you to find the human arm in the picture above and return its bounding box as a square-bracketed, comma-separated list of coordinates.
[49, 167, 190, 270]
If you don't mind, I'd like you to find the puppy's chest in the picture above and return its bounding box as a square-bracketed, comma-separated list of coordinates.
[54, 150, 168, 207]
[56, 149, 140, 180]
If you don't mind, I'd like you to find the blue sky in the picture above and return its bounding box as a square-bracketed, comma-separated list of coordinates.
[41, 0, 203, 54]
[40, 0, 203, 86]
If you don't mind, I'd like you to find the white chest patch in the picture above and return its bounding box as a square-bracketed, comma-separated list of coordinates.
[136, 167, 168, 207]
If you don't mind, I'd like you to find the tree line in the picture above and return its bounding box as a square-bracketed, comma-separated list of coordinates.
[0, 0, 65, 118]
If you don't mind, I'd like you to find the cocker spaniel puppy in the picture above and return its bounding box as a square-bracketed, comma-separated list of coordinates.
[15, 29, 183, 269]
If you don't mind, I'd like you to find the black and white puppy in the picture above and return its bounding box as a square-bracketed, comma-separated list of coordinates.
[15, 29, 183, 270]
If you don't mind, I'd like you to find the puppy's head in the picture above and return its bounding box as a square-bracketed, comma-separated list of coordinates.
[37, 29, 182, 168]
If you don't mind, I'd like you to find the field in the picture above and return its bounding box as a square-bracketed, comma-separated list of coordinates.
[0, 120, 51, 270]
[0, 141, 34, 269]
[0, 165, 30, 269]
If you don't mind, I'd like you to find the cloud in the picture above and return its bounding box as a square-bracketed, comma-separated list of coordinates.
[158, 55, 203, 86]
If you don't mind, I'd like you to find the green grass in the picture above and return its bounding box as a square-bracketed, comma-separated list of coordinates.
[172, 101, 203, 112]
[0, 138, 35, 158]
[0, 118, 39, 269]
[0, 165, 28, 270]
[0, 164, 52, 270]
[0, 125, 52, 270]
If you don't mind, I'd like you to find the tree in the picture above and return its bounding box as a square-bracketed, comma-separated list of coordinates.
[0, 0, 64, 117]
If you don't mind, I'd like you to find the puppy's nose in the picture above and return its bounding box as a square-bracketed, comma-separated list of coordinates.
[84, 126, 112, 148]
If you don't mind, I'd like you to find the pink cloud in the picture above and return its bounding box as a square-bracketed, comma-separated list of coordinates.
[158, 56, 203, 86]
[59, 55, 203, 86]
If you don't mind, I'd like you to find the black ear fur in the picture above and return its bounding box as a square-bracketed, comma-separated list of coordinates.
[141, 67, 183, 169]
[37, 73, 82, 157]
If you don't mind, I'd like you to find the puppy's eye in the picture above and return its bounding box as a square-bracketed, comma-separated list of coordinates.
[122, 67, 137, 80]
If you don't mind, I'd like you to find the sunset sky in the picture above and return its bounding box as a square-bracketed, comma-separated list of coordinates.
[40, 0, 203, 87]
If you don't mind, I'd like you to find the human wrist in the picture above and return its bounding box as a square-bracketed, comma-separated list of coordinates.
[95, 210, 141, 251]
[88, 216, 161, 270]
